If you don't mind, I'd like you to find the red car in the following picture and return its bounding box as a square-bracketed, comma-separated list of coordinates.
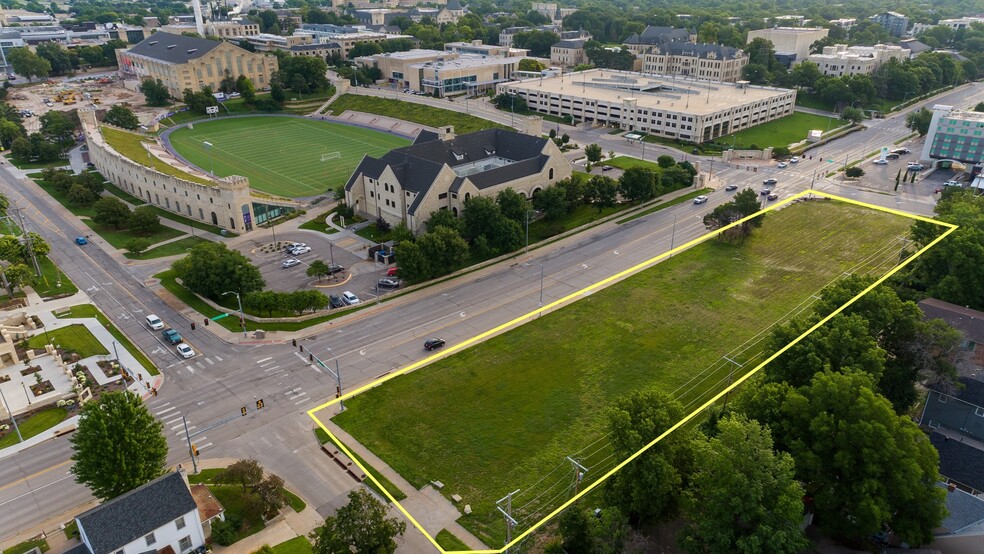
[386, 267, 399, 277]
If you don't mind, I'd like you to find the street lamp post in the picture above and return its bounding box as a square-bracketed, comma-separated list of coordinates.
[0, 386, 23, 443]
[328, 242, 336, 280]
[222, 291, 247, 337]
[324, 346, 343, 412]
[203, 141, 214, 176]
[525, 209, 536, 253]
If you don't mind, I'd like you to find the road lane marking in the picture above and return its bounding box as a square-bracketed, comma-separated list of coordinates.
[155, 406, 176, 415]
[256, 357, 272, 364]
[0, 460, 72, 494]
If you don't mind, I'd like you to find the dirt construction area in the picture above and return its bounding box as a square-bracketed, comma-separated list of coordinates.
[6, 71, 170, 133]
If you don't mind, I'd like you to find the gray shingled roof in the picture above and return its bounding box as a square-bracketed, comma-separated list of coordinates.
[937, 482, 984, 534]
[290, 43, 340, 52]
[651, 42, 743, 60]
[446, 0, 464, 11]
[930, 433, 984, 492]
[918, 298, 984, 345]
[553, 39, 587, 49]
[626, 26, 690, 45]
[76, 472, 198, 554]
[126, 32, 222, 64]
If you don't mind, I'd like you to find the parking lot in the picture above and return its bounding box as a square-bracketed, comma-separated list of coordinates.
[244, 232, 401, 307]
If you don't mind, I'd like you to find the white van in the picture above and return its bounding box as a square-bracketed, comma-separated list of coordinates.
[146, 314, 165, 330]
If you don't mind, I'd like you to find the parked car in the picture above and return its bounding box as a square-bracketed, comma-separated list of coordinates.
[693, 195, 708, 204]
[176, 343, 195, 359]
[886, 153, 900, 160]
[284, 242, 306, 251]
[162, 328, 183, 344]
[378, 278, 401, 288]
[424, 338, 446, 351]
[767, 193, 780, 201]
[789, 156, 800, 163]
[943, 180, 963, 187]
[328, 263, 345, 274]
[724, 184, 738, 191]
[341, 291, 360, 305]
[282, 258, 301, 269]
[145, 314, 165, 330]
[907, 163, 925, 171]
[763, 178, 778, 186]
[872, 159, 889, 165]
[777, 162, 788, 169]
[328, 294, 344, 309]
[288, 246, 311, 255]
[892, 147, 911, 154]
[386, 267, 399, 277]
[601, 165, 614, 171]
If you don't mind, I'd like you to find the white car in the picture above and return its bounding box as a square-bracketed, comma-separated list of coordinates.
[342, 291, 361, 305]
[693, 195, 708, 204]
[289, 246, 311, 255]
[943, 180, 962, 187]
[789, 156, 800, 163]
[777, 162, 788, 168]
[282, 258, 301, 269]
[176, 343, 195, 359]
[872, 159, 889, 165]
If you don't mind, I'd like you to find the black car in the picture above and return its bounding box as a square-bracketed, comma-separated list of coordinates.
[424, 338, 446, 351]
[760, 189, 771, 195]
[377, 278, 401, 288]
[327, 264, 344, 275]
[725, 184, 738, 191]
[328, 294, 344, 309]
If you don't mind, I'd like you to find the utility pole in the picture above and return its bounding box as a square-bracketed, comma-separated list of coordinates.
[0, 386, 23, 444]
[303, 345, 344, 412]
[566, 456, 588, 496]
[182, 416, 198, 473]
[497, 489, 520, 553]
[722, 356, 745, 410]
[11, 206, 41, 276]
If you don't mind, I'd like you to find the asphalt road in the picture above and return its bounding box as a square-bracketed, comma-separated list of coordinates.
[2, 82, 981, 548]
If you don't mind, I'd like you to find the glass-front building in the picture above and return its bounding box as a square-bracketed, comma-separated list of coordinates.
[922, 105, 984, 165]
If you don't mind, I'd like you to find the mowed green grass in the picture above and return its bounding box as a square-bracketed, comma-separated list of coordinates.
[333, 200, 912, 543]
[720, 112, 843, 149]
[167, 116, 410, 198]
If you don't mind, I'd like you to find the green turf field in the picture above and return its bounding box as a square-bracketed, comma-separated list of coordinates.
[331, 200, 913, 544]
[167, 116, 410, 198]
[719, 112, 843, 149]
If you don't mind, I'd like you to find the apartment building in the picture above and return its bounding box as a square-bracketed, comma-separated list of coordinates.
[870, 11, 910, 37]
[807, 44, 907, 76]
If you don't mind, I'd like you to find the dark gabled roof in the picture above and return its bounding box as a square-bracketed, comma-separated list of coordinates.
[125, 32, 222, 63]
[446, 0, 464, 11]
[918, 298, 984, 345]
[936, 482, 984, 534]
[650, 42, 743, 59]
[290, 43, 340, 52]
[63, 544, 90, 554]
[346, 129, 550, 215]
[76, 472, 197, 554]
[932, 376, 984, 407]
[553, 39, 587, 49]
[930, 433, 984, 492]
[899, 39, 932, 53]
[626, 26, 690, 45]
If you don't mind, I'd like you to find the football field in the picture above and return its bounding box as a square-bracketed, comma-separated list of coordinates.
[166, 116, 410, 198]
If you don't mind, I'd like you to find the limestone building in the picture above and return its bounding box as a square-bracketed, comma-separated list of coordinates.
[745, 27, 829, 65]
[641, 43, 748, 82]
[807, 44, 908, 76]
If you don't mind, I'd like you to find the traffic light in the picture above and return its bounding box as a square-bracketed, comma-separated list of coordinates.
[240, 406, 247, 416]
[152, 387, 157, 397]
[299, 344, 304, 353]
[292, 338, 297, 347]
[191, 322, 196, 330]
[336, 386, 341, 398]
[256, 398, 264, 409]
[309, 353, 313, 362]
[192, 444, 199, 457]
[203, 318, 209, 326]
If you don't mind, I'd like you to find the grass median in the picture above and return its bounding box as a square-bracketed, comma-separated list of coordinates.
[54, 304, 159, 376]
[327, 94, 507, 134]
[332, 199, 913, 543]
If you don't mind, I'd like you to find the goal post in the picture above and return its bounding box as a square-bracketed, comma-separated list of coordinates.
[321, 152, 341, 162]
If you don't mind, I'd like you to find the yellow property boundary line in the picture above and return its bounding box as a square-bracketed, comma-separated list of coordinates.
[309, 190, 957, 553]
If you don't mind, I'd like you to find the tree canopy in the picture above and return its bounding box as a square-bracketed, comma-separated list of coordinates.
[311, 489, 406, 554]
[172, 242, 265, 299]
[70, 391, 168, 501]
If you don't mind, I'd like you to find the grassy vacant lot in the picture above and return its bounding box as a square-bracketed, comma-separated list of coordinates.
[0, 407, 68, 449]
[81, 219, 184, 250]
[101, 126, 212, 186]
[168, 116, 409, 198]
[720, 112, 842, 149]
[33, 257, 78, 298]
[334, 200, 912, 543]
[328, 94, 508, 135]
[124, 236, 208, 259]
[28, 323, 108, 357]
[436, 530, 470, 551]
[54, 304, 158, 376]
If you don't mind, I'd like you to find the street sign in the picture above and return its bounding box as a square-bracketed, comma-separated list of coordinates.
[210, 313, 231, 321]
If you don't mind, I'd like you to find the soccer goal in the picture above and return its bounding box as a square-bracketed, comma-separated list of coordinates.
[321, 152, 341, 162]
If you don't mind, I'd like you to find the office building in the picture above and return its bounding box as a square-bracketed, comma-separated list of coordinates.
[497, 69, 796, 143]
[641, 42, 748, 82]
[622, 26, 693, 56]
[551, 39, 588, 67]
[444, 40, 528, 58]
[746, 27, 829, 65]
[921, 104, 984, 164]
[243, 33, 313, 52]
[870, 12, 910, 37]
[0, 30, 26, 75]
[807, 44, 907, 76]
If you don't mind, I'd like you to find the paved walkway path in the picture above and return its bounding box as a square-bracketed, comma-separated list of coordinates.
[794, 105, 840, 117]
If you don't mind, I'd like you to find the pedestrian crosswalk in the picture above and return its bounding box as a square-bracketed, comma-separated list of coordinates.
[150, 401, 210, 453]
[255, 356, 315, 407]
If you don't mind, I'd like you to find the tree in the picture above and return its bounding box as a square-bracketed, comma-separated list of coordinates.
[70, 391, 167, 501]
[271, 80, 286, 102]
[532, 185, 569, 221]
[618, 167, 657, 203]
[0, 119, 24, 149]
[8, 47, 51, 81]
[975, 101, 984, 112]
[92, 196, 131, 228]
[791, 60, 821, 88]
[104, 105, 140, 130]
[495, 188, 531, 224]
[417, 226, 469, 275]
[393, 241, 431, 284]
[124, 238, 152, 257]
[236, 74, 256, 103]
[171, 242, 265, 299]
[512, 30, 560, 57]
[462, 196, 501, 242]
[584, 143, 603, 163]
[307, 260, 330, 282]
[492, 93, 527, 113]
[585, 175, 617, 212]
[39, 111, 75, 143]
[311, 489, 406, 554]
[840, 106, 864, 124]
[10, 136, 32, 160]
[67, 183, 96, 205]
[518, 58, 545, 72]
[656, 155, 676, 169]
[128, 206, 161, 235]
[703, 188, 763, 239]
[605, 389, 693, 524]
[35, 42, 76, 76]
[139, 79, 172, 106]
[255, 474, 287, 517]
[0, 235, 24, 262]
[679, 415, 809, 554]
[3, 263, 34, 295]
[906, 107, 933, 136]
[845, 166, 864, 178]
[223, 459, 264, 492]
[425, 208, 462, 234]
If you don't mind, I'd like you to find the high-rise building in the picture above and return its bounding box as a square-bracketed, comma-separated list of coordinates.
[921, 104, 984, 164]
[870, 12, 910, 37]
